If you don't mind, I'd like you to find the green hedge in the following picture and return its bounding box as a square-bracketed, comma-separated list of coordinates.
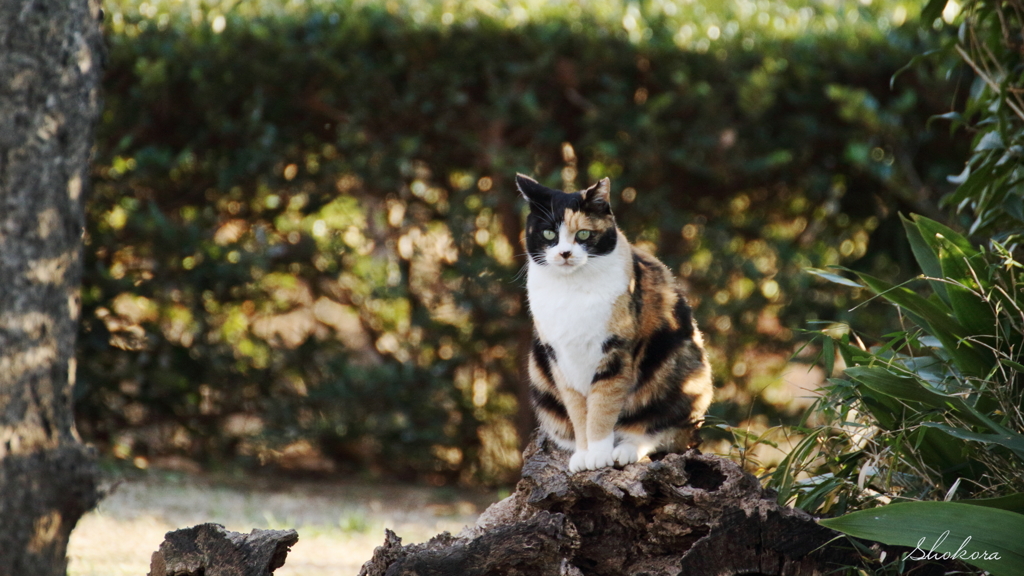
[79, 0, 967, 483]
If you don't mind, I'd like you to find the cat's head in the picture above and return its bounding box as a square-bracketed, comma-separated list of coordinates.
[517, 174, 618, 273]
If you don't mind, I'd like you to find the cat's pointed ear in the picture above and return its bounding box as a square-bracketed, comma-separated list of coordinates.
[581, 178, 612, 215]
[516, 173, 553, 205]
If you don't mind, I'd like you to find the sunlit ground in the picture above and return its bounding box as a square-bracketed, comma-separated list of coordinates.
[68, 471, 499, 576]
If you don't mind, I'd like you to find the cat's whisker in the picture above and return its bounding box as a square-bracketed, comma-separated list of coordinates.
[510, 261, 530, 285]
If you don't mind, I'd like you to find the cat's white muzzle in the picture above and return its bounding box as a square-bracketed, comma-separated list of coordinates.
[548, 250, 587, 271]
[546, 225, 588, 272]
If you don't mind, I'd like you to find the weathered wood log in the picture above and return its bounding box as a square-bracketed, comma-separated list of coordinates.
[358, 435, 865, 576]
[148, 523, 298, 576]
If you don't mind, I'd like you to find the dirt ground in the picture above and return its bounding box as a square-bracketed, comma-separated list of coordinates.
[67, 470, 501, 576]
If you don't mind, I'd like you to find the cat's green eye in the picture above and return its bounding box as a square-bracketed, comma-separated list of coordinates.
[542, 229, 556, 241]
[575, 230, 591, 241]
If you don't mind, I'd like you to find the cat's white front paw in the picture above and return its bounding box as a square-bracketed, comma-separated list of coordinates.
[569, 450, 589, 473]
[612, 443, 639, 466]
[583, 435, 615, 470]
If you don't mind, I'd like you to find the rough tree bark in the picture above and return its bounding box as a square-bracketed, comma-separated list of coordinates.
[357, 436, 869, 576]
[0, 0, 105, 574]
[148, 524, 299, 576]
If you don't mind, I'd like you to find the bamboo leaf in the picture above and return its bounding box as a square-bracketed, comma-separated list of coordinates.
[1004, 192, 1024, 223]
[942, 157, 1004, 211]
[844, 366, 1005, 434]
[928, 110, 965, 133]
[771, 428, 825, 506]
[819, 501, 1024, 576]
[892, 49, 944, 90]
[935, 235, 996, 336]
[845, 366, 962, 411]
[965, 493, 1024, 515]
[916, 425, 970, 481]
[947, 163, 970, 185]
[806, 267, 864, 288]
[855, 272, 993, 377]
[914, 216, 980, 257]
[976, 130, 1005, 151]
[921, 422, 1024, 459]
[822, 334, 835, 378]
[901, 214, 949, 304]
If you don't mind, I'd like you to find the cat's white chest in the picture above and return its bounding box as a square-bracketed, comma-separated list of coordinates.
[527, 252, 628, 394]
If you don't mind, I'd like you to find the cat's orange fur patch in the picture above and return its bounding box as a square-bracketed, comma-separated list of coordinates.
[563, 208, 613, 236]
[561, 387, 590, 450]
[607, 288, 636, 339]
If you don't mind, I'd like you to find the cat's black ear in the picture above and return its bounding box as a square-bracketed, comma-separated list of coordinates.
[516, 174, 554, 206]
[581, 178, 612, 215]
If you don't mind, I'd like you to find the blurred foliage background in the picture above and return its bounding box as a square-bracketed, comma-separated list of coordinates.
[80, 0, 971, 485]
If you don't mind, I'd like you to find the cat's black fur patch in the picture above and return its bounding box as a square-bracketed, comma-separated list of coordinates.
[592, 355, 624, 383]
[601, 335, 628, 354]
[532, 338, 556, 383]
[531, 387, 569, 420]
[672, 295, 695, 340]
[634, 294, 698, 391]
[635, 327, 684, 390]
[620, 390, 696, 433]
[588, 227, 618, 256]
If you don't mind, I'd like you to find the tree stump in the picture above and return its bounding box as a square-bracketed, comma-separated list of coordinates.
[148, 523, 299, 576]
[358, 436, 863, 576]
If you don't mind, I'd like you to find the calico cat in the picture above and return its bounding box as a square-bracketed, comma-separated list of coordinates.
[518, 174, 713, 472]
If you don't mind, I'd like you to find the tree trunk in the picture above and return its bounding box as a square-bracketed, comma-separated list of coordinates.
[0, 0, 105, 574]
